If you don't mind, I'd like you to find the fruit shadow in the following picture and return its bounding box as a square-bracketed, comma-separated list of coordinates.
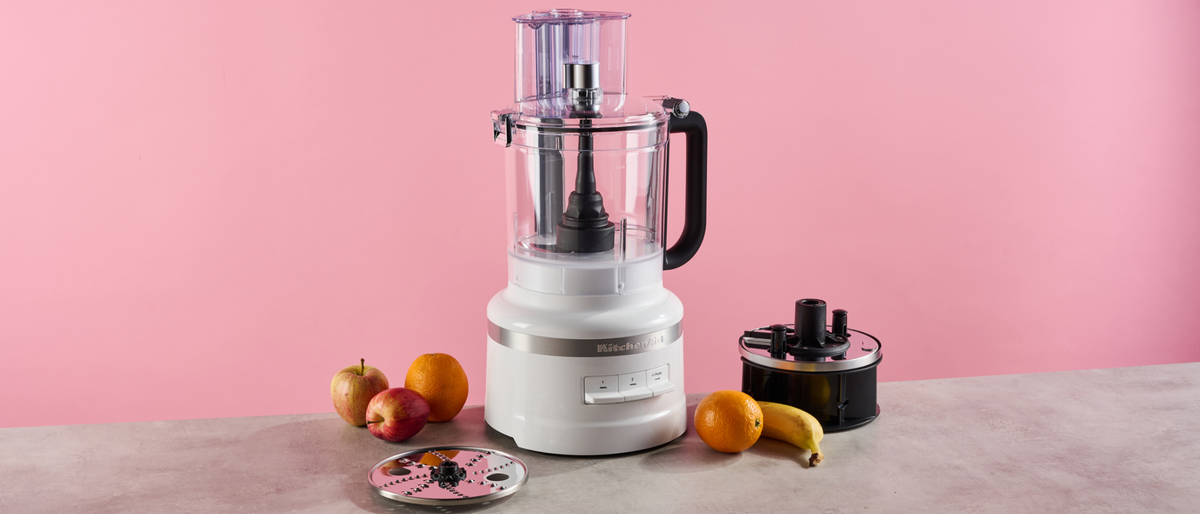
[226, 411, 513, 513]
[635, 401, 742, 474]
[344, 407, 533, 513]
[245, 403, 751, 512]
[240, 406, 620, 512]
[744, 438, 814, 468]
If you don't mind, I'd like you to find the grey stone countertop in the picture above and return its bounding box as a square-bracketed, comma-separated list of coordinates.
[2, 363, 1198, 513]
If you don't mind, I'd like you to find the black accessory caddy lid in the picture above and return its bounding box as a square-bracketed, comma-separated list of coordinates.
[739, 299, 881, 373]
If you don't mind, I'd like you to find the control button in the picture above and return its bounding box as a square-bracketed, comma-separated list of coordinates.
[618, 371, 652, 401]
[646, 365, 668, 385]
[647, 365, 674, 396]
[584, 375, 623, 404]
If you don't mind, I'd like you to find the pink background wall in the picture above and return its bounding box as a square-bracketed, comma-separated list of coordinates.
[3, 1, 1199, 428]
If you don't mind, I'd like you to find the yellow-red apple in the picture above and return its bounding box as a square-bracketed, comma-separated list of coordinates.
[330, 358, 389, 426]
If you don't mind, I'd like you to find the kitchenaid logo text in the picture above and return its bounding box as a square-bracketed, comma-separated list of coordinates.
[597, 335, 666, 354]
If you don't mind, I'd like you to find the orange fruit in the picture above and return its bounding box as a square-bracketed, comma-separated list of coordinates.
[694, 390, 763, 453]
[404, 353, 469, 422]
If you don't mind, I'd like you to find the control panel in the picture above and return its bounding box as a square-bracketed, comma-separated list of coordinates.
[583, 365, 674, 405]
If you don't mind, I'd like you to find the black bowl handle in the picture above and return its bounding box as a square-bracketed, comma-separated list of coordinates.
[663, 109, 708, 270]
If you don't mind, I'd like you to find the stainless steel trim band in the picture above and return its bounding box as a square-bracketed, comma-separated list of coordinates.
[488, 322, 681, 357]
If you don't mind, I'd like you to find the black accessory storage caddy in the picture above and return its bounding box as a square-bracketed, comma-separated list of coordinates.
[740, 298, 882, 431]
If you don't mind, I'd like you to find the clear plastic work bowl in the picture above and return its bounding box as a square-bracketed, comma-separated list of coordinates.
[494, 97, 672, 295]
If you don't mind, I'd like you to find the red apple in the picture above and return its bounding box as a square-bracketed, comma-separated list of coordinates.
[365, 388, 430, 443]
[331, 358, 389, 427]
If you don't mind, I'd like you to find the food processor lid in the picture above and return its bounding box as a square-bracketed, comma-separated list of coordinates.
[513, 8, 630, 23]
[740, 327, 882, 373]
[494, 95, 672, 133]
[368, 447, 528, 506]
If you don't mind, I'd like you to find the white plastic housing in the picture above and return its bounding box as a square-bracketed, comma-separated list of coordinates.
[508, 250, 662, 296]
[484, 285, 686, 455]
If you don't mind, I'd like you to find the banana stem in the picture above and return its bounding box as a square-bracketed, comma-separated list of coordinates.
[809, 452, 823, 467]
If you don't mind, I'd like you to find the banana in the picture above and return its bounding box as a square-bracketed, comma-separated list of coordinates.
[758, 402, 825, 466]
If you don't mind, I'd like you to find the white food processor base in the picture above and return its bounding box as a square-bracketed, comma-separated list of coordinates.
[484, 285, 688, 456]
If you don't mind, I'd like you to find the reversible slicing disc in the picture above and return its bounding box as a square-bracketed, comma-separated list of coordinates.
[368, 446, 528, 506]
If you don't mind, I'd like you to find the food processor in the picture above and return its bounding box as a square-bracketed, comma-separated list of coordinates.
[485, 9, 707, 455]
